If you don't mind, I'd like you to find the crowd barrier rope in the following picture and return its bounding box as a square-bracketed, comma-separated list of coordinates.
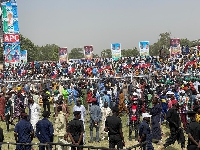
[2, 75, 149, 83]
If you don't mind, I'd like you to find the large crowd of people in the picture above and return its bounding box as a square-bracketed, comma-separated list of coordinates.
[1, 52, 200, 150]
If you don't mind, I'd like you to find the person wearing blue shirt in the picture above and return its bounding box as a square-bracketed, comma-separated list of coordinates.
[102, 91, 110, 108]
[14, 112, 34, 150]
[36, 111, 54, 150]
[73, 88, 79, 105]
[138, 113, 154, 150]
[95, 91, 100, 106]
[92, 67, 98, 77]
[67, 87, 73, 105]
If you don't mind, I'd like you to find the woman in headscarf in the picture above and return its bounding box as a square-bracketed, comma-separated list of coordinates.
[150, 97, 162, 144]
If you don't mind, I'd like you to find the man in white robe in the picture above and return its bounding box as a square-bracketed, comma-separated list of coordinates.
[101, 101, 112, 140]
[73, 99, 86, 143]
[28, 96, 41, 130]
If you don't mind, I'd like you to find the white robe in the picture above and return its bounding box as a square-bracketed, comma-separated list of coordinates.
[101, 107, 112, 134]
[29, 103, 41, 130]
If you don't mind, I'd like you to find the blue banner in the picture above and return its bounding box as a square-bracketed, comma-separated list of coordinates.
[139, 41, 149, 56]
[1, 1, 19, 34]
[111, 43, 121, 60]
[4, 43, 20, 63]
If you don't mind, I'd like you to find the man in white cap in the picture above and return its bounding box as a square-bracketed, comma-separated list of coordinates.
[138, 113, 154, 150]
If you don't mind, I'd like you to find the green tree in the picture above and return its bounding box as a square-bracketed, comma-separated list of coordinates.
[101, 49, 112, 58]
[150, 32, 171, 56]
[68, 48, 84, 59]
[93, 53, 99, 58]
[37, 44, 59, 61]
[20, 34, 37, 62]
[180, 38, 192, 47]
[121, 47, 139, 57]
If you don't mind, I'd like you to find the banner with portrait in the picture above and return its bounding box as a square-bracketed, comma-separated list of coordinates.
[20, 50, 27, 63]
[1, 1, 19, 34]
[170, 38, 181, 57]
[111, 43, 121, 60]
[59, 47, 68, 63]
[84, 45, 93, 60]
[139, 41, 149, 57]
[4, 43, 20, 63]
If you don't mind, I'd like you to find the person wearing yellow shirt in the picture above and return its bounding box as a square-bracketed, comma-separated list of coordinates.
[194, 106, 200, 123]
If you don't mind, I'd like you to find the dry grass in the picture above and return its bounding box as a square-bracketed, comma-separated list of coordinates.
[0, 104, 185, 150]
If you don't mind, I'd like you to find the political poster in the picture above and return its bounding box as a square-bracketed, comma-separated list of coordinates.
[139, 41, 149, 57]
[1, 1, 19, 34]
[4, 43, 20, 63]
[111, 43, 121, 60]
[20, 50, 27, 63]
[84, 45, 93, 60]
[59, 47, 68, 63]
[170, 38, 181, 57]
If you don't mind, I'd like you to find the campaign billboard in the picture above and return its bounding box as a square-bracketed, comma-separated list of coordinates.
[84, 45, 93, 60]
[59, 47, 68, 63]
[170, 38, 181, 57]
[111, 43, 121, 60]
[4, 43, 20, 63]
[20, 50, 27, 63]
[139, 41, 149, 57]
[1, 1, 19, 34]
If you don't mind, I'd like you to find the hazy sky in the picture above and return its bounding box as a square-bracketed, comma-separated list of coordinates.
[17, 0, 200, 54]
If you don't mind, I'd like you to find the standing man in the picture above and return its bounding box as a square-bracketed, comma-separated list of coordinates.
[102, 91, 110, 108]
[0, 93, 5, 121]
[14, 113, 34, 150]
[0, 126, 4, 150]
[67, 111, 84, 150]
[73, 100, 86, 124]
[138, 113, 154, 150]
[89, 100, 102, 143]
[128, 94, 140, 141]
[186, 111, 200, 150]
[5, 94, 13, 132]
[118, 90, 129, 114]
[54, 106, 66, 150]
[101, 101, 112, 140]
[104, 106, 125, 149]
[36, 111, 54, 150]
[28, 95, 41, 130]
[161, 101, 185, 150]
[42, 89, 50, 112]
[73, 99, 86, 143]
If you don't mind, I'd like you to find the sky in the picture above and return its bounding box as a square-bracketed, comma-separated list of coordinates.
[17, 0, 200, 55]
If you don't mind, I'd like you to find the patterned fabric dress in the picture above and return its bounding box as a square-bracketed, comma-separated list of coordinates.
[11, 96, 25, 121]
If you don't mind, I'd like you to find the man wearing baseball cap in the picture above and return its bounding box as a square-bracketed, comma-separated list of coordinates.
[138, 113, 154, 150]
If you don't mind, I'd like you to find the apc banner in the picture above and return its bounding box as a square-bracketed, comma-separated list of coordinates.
[111, 43, 121, 60]
[20, 50, 27, 63]
[170, 38, 181, 57]
[84, 45, 93, 60]
[139, 41, 149, 57]
[4, 43, 20, 63]
[59, 48, 68, 63]
[3, 34, 19, 43]
[1, 1, 19, 34]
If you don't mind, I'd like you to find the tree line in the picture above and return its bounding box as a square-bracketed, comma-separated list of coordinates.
[0, 32, 199, 62]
